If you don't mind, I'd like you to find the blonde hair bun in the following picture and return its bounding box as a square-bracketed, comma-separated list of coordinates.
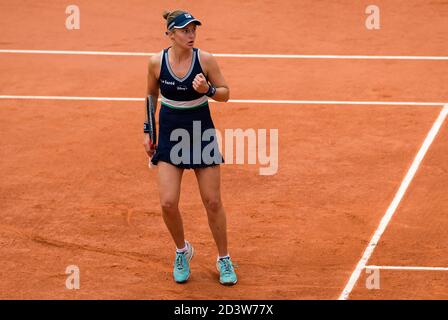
[162, 10, 171, 20]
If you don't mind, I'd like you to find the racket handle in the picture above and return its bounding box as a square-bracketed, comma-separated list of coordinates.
[147, 144, 157, 169]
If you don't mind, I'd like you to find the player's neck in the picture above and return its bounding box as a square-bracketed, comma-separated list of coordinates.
[170, 45, 192, 63]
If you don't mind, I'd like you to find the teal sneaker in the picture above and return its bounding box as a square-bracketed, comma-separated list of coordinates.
[216, 256, 238, 286]
[173, 241, 194, 283]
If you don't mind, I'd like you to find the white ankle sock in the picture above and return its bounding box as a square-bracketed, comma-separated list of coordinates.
[176, 241, 188, 253]
[218, 254, 230, 261]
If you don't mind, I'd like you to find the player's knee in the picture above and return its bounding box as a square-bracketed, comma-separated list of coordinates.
[160, 199, 178, 213]
[204, 197, 222, 213]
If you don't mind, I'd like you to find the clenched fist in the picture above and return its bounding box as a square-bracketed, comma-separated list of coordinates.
[192, 73, 209, 94]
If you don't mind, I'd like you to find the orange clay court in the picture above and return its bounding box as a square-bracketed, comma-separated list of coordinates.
[0, 1, 447, 299]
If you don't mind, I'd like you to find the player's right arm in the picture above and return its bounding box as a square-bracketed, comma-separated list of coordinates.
[143, 52, 162, 157]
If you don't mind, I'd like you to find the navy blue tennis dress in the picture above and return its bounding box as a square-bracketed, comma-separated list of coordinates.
[150, 47, 224, 169]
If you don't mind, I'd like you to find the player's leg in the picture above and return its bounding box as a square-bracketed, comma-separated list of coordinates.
[194, 165, 228, 256]
[157, 161, 185, 249]
[158, 161, 194, 283]
[194, 165, 237, 285]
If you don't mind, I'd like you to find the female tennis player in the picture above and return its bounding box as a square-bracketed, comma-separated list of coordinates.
[143, 10, 237, 285]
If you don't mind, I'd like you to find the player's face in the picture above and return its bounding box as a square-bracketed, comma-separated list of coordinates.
[173, 24, 197, 49]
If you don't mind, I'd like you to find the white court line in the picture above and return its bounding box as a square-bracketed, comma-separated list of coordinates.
[1, 49, 448, 60]
[338, 104, 448, 300]
[0, 95, 143, 101]
[366, 266, 448, 271]
[225, 100, 445, 106]
[0, 95, 446, 106]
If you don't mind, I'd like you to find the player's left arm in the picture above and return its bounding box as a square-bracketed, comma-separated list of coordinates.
[143, 53, 161, 156]
[193, 51, 230, 102]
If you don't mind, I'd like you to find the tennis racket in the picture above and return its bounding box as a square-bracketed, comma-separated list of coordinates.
[146, 95, 157, 168]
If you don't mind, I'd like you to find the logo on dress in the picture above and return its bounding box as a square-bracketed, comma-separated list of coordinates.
[177, 85, 188, 91]
[161, 79, 175, 86]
